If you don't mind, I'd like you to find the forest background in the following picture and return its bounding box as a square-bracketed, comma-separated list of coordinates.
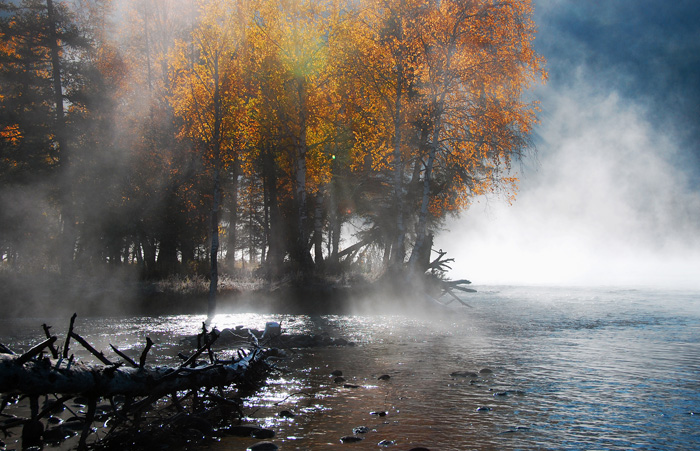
[0, 0, 545, 316]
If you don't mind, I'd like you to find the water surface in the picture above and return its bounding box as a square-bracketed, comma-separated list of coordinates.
[1, 286, 698, 450]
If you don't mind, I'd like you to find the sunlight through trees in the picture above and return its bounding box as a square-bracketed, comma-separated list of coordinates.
[0, 0, 545, 295]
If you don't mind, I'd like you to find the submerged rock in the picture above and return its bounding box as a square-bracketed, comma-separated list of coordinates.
[378, 374, 391, 381]
[450, 371, 478, 378]
[378, 439, 396, 446]
[353, 426, 370, 434]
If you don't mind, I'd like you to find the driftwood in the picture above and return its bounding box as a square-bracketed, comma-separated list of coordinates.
[422, 249, 477, 307]
[0, 314, 274, 450]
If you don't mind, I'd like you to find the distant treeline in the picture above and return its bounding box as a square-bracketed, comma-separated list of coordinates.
[0, 0, 545, 279]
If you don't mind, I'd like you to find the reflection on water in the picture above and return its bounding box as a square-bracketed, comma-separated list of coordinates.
[1, 286, 699, 450]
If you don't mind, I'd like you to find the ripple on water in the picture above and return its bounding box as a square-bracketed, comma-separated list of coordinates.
[0, 286, 698, 450]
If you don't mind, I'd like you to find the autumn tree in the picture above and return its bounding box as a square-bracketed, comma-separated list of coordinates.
[247, 0, 352, 274]
[405, 0, 546, 272]
[169, 0, 252, 317]
[332, 0, 545, 276]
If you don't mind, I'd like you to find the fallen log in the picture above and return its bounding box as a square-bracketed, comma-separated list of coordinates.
[0, 315, 275, 450]
[0, 347, 269, 398]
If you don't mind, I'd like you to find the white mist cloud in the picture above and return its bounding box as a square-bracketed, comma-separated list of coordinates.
[438, 78, 700, 289]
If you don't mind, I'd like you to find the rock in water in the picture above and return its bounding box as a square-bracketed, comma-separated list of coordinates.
[450, 371, 478, 378]
[341, 436, 364, 443]
[222, 425, 260, 437]
[247, 442, 278, 451]
[353, 426, 370, 434]
[251, 428, 275, 439]
[279, 410, 295, 418]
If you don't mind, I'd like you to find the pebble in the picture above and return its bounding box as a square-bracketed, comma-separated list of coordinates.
[343, 384, 360, 388]
[334, 376, 346, 383]
[279, 410, 295, 418]
[47, 415, 63, 425]
[331, 370, 343, 377]
[247, 442, 279, 451]
[340, 435, 364, 443]
[251, 428, 275, 439]
[353, 426, 370, 434]
[479, 368, 493, 374]
[476, 406, 491, 412]
[222, 425, 261, 436]
[378, 374, 391, 380]
[42, 426, 75, 444]
[378, 439, 396, 446]
[493, 391, 508, 397]
[370, 411, 388, 417]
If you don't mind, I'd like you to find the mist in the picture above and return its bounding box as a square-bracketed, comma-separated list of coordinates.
[438, 0, 700, 289]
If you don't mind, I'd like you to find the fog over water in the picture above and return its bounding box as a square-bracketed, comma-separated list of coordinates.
[438, 0, 700, 289]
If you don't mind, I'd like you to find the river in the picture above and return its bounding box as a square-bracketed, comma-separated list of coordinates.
[1, 285, 699, 450]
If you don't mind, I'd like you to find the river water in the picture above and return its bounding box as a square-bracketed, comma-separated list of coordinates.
[1, 285, 699, 450]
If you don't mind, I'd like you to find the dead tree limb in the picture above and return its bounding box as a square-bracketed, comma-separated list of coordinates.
[15, 337, 57, 365]
[110, 345, 138, 368]
[138, 337, 153, 369]
[69, 331, 113, 366]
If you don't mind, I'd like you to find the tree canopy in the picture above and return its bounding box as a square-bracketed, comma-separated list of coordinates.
[0, 0, 546, 304]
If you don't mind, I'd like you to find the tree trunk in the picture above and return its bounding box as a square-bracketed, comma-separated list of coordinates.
[293, 77, 313, 270]
[390, 25, 406, 267]
[226, 158, 239, 268]
[408, 134, 438, 272]
[46, 0, 75, 274]
[264, 146, 284, 278]
[208, 55, 222, 320]
[313, 190, 324, 266]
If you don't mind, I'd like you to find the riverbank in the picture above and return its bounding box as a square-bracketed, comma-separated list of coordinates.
[0, 270, 440, 318]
